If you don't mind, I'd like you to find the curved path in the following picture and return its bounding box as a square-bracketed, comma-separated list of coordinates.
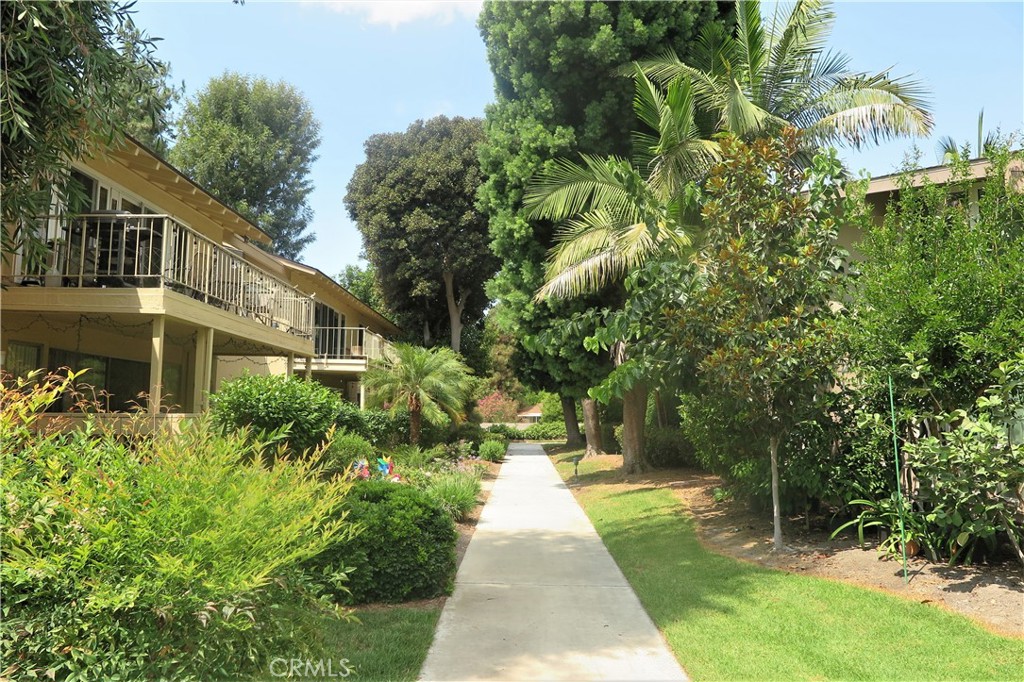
[419, 443, 687, 681]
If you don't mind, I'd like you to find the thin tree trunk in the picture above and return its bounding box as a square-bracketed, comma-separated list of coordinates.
[621, 382, 650, 475]
[582, 397, 604, 457]
[410, 408, 422, 445]
[769, 433, 783, 550]
[442, 270, 465, 353]
[423, 319, 432, 346]
[654, 390, 667, 428]
[561, 396, 584, 448]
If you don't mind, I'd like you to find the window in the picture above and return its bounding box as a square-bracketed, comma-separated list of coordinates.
[3, 342, 41, 380]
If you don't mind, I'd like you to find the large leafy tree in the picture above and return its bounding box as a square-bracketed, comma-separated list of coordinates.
[1, 1, 166, 267]
[171, 73, 321, 259]
[118, 24, 182, 157]
[616, 131, 859, 548]
[478, 0, 730, 450]
[345, 116, 496, 354]
[336, 262, 390, 317]
[363, 344, 474, 445]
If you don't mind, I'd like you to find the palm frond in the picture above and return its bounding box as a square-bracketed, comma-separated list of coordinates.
[736, 0, 768, 100]
[524, 155, 643, 223]
[806, 74, 934, 147]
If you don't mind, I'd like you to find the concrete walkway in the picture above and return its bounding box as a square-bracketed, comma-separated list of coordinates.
[419, 443, 687, 682]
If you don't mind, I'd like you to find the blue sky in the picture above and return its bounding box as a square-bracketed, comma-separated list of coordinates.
[131, 1, 1024, 277]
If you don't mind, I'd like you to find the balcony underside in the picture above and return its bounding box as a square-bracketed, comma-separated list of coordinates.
[2, 287, 313, 357]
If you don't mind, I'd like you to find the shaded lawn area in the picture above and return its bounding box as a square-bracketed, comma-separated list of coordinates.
[551, 450, 1024, 681]
[317, 604, 441, 682]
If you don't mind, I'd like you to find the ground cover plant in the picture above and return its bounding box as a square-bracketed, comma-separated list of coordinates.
[1, 372, 355, 681]
[550, 450, 1024, 681]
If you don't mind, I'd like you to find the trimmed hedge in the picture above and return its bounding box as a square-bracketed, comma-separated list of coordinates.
[210, 373, 340, 454]
[522, 420, 569, 440]
[308, 482, 456, 605]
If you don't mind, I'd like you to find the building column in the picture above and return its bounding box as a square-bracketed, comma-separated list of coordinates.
[358, 380, 366, 410]
[304, 356, 312, 380]
[192, 327, 214, 413]
[287, 352, 295, 376]
[148, 316, 165, 413]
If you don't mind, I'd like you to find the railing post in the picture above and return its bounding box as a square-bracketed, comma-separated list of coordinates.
[159, 218, 168, 287]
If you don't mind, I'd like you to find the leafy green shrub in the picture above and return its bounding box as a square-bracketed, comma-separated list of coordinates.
[478, 439, 507, 463]
[210, 373, 341, 454]
[422, 470, 482, 522]
[307, 482, 456, 604]
[645, 427, 696, 468]
[487, 423, 521, 440]
[320, 430, 376, 478]
[451, 420, 486, 450]
[336, 400, 369, 439]
[388, 444, 435, 469]
[522, 420, 568, 440]
[1, 382, 354, 681]
[363, 408, 411, 448]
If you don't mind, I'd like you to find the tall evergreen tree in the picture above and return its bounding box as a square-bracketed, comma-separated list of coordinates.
[171, 73, 321, 259]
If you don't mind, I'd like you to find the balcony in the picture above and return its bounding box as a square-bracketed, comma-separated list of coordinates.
[5, 213, 314, 338]
[308, 326, 390, 375]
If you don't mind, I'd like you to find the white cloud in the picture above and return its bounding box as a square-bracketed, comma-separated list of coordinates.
[311, 1, 482, 28]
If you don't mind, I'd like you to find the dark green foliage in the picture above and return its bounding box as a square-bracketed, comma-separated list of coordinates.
[487, 423, 522, 440]
[171, 73, 321, 258]
[320, 431, 376, 479]
[422, 470, 482, 522]
[601, 422, 621, 454]
[477, 1, 729, 406]
[845, 146, 1024, 417]
[1, 1, 168, 267]
[478, 440, 507, 463]
[336, 401, 370, 439]
[309, 482, 456, 605]
[209, 373, 341, 454]
[450, 421, 486, 451]
[645, 427, 696, 468]
[522, 421, 569, 441]
[345, 116, 496, 351]
[363, 408, 411, 449]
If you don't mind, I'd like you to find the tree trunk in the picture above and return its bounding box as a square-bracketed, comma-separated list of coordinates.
[582, 397, 604, 457]
[410, 408, 422, 445]
[422, 319, 432, 346]
[442, 270, 465, 353]
[561, 396, 584, 448]
[621, 382, 650, 475]
[769, 433, 783, 551]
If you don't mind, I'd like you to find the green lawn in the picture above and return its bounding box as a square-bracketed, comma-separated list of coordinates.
[552, 451, 1024, 681]
[317, 604, 441, 682]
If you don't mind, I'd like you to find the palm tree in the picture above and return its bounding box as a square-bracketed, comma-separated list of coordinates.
[525, 0, 933, 475]
[936, 109, 996, 163]
[362, 344, 473, 445]
[636, 0, 933, 154]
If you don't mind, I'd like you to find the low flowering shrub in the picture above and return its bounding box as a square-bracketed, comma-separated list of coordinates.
[210, 373, 341, 454]
[306, 481, 456, 604]
[476, 391, 519, 423]
[1, 375, 356, 681]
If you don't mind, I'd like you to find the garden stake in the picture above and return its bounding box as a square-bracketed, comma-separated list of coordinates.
[888, 375, 909, 584]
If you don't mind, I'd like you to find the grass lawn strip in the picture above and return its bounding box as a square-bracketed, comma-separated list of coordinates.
[553, 451, 1024, 681]
[316, 604, 442, 682]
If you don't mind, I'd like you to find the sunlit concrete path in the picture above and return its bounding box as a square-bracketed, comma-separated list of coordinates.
[419, 442, 687, 682]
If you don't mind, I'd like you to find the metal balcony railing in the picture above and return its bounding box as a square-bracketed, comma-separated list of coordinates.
[6, 213, 314, 338]
[314, 326, 388, 361]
